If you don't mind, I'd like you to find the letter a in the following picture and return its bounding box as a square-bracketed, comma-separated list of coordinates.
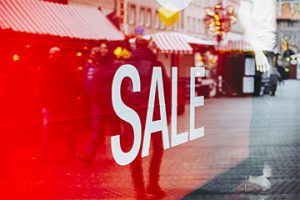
[142, 67, 170, 157]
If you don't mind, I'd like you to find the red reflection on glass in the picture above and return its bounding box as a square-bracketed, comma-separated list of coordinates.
[0, 37, 249, 200]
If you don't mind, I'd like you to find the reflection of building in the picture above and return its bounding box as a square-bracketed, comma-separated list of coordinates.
[183, 0, 208, 37]
[123, 0, 184, 35]
[68, 0, 183, 34]
[66, 0, 254, 88]
[188, 0, 243, 39]
[277, 1, 300, 79]
[277, 0, 300, 51]
[69, 0, 115, 14]
[277, 0, 300, 20]
[66, 0, 244, 42]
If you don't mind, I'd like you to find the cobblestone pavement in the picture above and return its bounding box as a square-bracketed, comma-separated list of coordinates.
[184, 80, 300, 200]
[0, 81, 299, 199]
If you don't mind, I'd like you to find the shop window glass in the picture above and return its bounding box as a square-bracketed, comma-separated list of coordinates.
[128, 4, 136, 25]
[139, 7, 146, 26]
[145, 8, 152, 27]
[154, 11, 160, 29]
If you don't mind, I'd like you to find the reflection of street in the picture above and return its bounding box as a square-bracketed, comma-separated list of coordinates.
[1, 81, 299, 199]
[185, 80, 300, 199]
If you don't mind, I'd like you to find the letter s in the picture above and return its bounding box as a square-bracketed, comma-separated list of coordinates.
[111, 64, 141, 166]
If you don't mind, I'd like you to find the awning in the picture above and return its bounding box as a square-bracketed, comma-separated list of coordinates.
[218, 32, 252, 52]
[0, 0, 124, 41]
[171, 32, 217, 46]
[129, 32, 215, 54]
[151, 32, 193, 54]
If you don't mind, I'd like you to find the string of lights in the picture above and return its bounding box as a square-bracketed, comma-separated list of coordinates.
[204, 0, 237, 43]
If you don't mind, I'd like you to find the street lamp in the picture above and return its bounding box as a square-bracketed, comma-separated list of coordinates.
[204, 0, 237, 44]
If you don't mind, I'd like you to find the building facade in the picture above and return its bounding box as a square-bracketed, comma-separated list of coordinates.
[277, 0, 300, 52]
[277, 20, 300, 50]
[122, 0, 184, 35]
[62, 0, 244, 41]
[44, 0, 244, 39]
[68, 0, 176, 34]
[69, 0, 115, 14]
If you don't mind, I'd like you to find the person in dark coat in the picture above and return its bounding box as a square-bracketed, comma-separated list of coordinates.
[122, 36, 171, 199]
[254, 71, 262, 96]
[40, 47, 78, 160]
[277, 65, 285, 85]
[269, 69, 281, 96]
[83, 42, 120, 164]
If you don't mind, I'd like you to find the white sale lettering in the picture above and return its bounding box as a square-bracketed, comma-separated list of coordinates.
[111, 64, 142, 166]
[111, 65, 205, 166]
[142, 67, 170, 158]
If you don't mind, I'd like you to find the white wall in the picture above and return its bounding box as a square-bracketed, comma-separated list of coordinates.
[69, 0, 114, 14]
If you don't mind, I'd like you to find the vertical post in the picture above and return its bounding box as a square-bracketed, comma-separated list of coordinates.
[216, 40, 223, 97]
[113, 0, 117, 13]
[119, 0, 127, 33]
[171, 53, 180, 75]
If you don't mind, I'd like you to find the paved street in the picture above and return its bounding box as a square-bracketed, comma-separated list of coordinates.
[184, 80, 300, 200]
[0, 80, 299, 200]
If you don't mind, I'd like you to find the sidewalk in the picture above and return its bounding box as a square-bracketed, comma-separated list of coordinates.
[1, 81, 299, 199]
[184, 80, 300, 199]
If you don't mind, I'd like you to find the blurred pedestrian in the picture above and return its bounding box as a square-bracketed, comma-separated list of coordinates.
[40, 47, 78, 160]
[254, 71, 262, 96]
[82, 42, 120, 164]
[269, 69, 281, 96]
[122, 36, 171, 199]
[277, 65, 285, 85]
